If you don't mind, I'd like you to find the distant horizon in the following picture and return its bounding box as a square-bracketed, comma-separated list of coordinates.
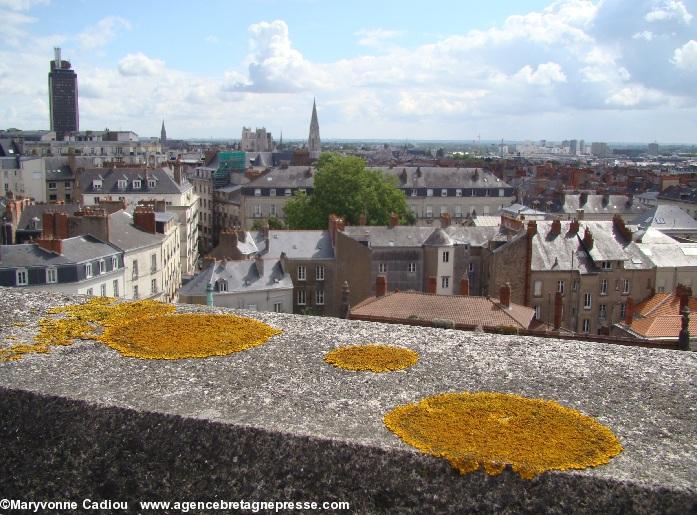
[2, 1, 696, 142]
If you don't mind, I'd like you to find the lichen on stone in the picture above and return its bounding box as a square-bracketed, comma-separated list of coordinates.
[384, 391, 623, 479]
[1, 297, 281, 362]
[324, 344, 419, 372]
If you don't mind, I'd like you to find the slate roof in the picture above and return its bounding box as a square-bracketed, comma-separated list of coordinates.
[16, 203, 81, 231]
[658, 185, 697, 205]
[260, 230, 334, 260]
[637, 239, 697, 268]
[78, 167, 191, 195]
[341, 225, 501, 248]
[179, 259, 292, 296]
[630, 205, 697, 232]
[0, 235, 120, 268]
[46, 166, 74, 180]
[107, 211, 165, 252]
[245, 167, 315, 189]
[423, 227, 454, 247]
[562, 194, 645, 215]
[375, 167, 511, 189]
[351, 291, 535, 329]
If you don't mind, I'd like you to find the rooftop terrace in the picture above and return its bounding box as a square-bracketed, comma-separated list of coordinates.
[0, 287, 696, 513]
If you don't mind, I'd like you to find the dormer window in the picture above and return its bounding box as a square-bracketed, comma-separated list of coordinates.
[254, 189, 261, 197]
[133, 180, 141, 189]
[148, 179, 156, 188]
[92, 180, 102, 190]
[456, 189, 462, 197]
[118, 180, 127, 190]
[427, 189, 433, 197]
[270, 188, 276, 197]
[441, 189, 447, 197]
[218, 279, 228, 292]
[284, 189, 292, 196]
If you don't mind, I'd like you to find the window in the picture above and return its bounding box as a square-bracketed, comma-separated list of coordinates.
[441, 189, 447, 197]
[151, 279, 157, 294]
[92, 180, 102, 190]
[151, 254, 157, 272]
[254, 188, 261, 197]
[297, 289, 306, 305]
[48, 182, 57, 190]
[599, 304, 607, 320]
[284, 189, 292, 196]
[582, 319, 590, 333]
[133, 180, 141, 189]
[16, 268, 28, 286]
[316, 266, 325, 281]
[100, 284, 107, 297]
[297, 265, 306, 281]
[270, 188, 276, 197]
[425, 206, 433, 218]
[99, 259, 106, 274]
[600, 279, 608, 295]
[132, 260, 139, 279]
[85, 262, 93, 278]
[218, 280, 228, 292]
[557, 280, 565, 294]
[148, 179, 156, 188]
[620, 303, 626, 319]
[410, 189, 417, 197]
[86, 288, 94, 296]
[534, 280, 542, 297]
[427, 189, 433, 197]
[455, 206, 462, 218]
[469, 262, 474, 273]
[534, 305, 541, 320]
[622, 279, 630, 294]
[456, 189, 462, 197]
[584, 293, 592, 309]
[112, 256, 118, 270]
[442, 251, 450, 263]
[440, 206, 448, 216]
[118, 180, 127, 190]
[316, 289, 325, 305]
[133, 285, 139, 299]
[270, 204, 277, 216]
[441, 276, 450, 289]
[378, 263, 387, 273]
[254, 204, 261, 217]
[46, 267, 57, 284]
[113, 280, 119, 298]
[273, 302, 283, 313]
[601, 261, 612, 270]
[408, 262, 416, 273]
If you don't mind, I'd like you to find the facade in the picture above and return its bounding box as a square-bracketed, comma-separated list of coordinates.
[48, 48, 78, 139]
[635, 228, 697, 293]
[0, 235, 124, 297]
[241, 127, 274, 152]
[485, 218, 654, 335]
[308, 99, 321, 158]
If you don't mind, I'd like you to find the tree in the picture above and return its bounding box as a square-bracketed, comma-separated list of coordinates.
[285, 153, 413, 229]
[251, 216, 286, 230]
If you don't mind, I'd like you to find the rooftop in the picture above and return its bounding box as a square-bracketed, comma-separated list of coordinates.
[1, 288, 696, 511]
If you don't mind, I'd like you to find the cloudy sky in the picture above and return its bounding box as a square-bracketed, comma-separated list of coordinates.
[1, 0, 696, 143]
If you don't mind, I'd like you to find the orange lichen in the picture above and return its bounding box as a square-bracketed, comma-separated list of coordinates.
[384, 391, 623, 479]
[1, 297, 281, 362]
[324, 344, 419, 372]
[99, 313, 282, 359]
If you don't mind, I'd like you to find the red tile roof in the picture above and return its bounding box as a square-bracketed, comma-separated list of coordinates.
[624, 291, 696, 339]
[350, 291, 535, 330]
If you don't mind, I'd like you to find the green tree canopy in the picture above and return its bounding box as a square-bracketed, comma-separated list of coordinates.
[285, 153, 413, 229]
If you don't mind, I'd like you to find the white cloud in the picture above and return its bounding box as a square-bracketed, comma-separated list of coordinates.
[632, 30, 654, 41]
[117, 53, 165, 76]
[354, 28, 402, 47]
[514, 62, 567, 85]
[0, 0, 48, 10]
[76, 16, 130, 50]
[671, 40, 697, 71]
[0, 10, 36, 46]
[605, 85, 666, 107]
[645, 0, 693, 24]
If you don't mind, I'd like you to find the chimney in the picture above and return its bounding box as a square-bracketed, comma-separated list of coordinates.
[358, 212, 367, 226]
[376, 275, 387, 297]
[580, 192, 588, 206]
[340, 281, 351, 319]
[460, 277, 470, 296]
[42, 212, 55, 240]
[440, 212, 451, 228]
[550, 218, 561, 236]
[427, 276, 437, 294]
[677, 284, 692, 313]
[582, 227, 594, 250]
[526, 220, 537, 238]
[173, 163, 182, 185]
[569, 219, 580, 235]
[337, 216, 345, 233]
[500, 283, 511, 308]
[625, 297, 634, 325]
[133, 206, 156, 234]
[554, 292, 563, 330]
[36, 237, 63, 255]
[389, 212, 399, 228]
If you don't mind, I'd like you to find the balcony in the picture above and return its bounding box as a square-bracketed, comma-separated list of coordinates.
[0, 287, 695, 512]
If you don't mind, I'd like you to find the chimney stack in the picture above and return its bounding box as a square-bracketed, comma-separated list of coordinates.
[389, 212, 399, 228]
[460, 277, 470, 296]
[550, 218, 561, 236]
[527, 220, 537, 238]
[569, 219, 580, 235]
[133, 206, 156, 234]
[376, 275, 387, 297]
[677, 284, 692, 313]
[500, 283, 511, 308]
[582, 227, 594, 250]
[427, 276, 437, 294]
[625, 297, 634, 325]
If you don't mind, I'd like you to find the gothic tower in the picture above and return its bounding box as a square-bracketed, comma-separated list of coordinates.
[160, 120, 167, 144]
[308, 98, 320, 157]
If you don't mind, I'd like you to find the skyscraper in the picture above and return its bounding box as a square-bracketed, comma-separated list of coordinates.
[308, 98, 321, 157]
[48, 47, 78, 140]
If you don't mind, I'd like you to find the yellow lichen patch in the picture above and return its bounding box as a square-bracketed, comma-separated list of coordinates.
[324, 344, 419, 372]
[384, 392, 623, 479]
[99, 313, 282, 359]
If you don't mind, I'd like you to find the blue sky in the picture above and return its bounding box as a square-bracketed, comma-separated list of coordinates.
[1, 0, 696, 142]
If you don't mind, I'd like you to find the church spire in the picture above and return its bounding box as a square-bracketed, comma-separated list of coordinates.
[308, 98, 320, 155]
[160, 120, 166, 143]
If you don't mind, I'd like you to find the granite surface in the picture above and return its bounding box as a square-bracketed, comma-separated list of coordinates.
[1, 287, 696, 513]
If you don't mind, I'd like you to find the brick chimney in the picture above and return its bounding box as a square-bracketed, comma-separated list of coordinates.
[569, 219, 580, 235]
[36, 237, 63, 255]
[625, 297, 634, 325]
[376, 275, 387, 297]
[440, 213, 451, 228]
[389, 212, 399, 228]
[582, 227, 594, 250]
[677, 284, 692, 313]
[70, 207, 110, 241]
[42, 212, 55, 240]
[133, 206, 156, 234]
[554, 292, 563, 330]
[460, 277, 470, 296]
[527, 220, 537, 238]
[328, 214, 345, 245]
[427, 276, 437, 294]
[500, 283, 511, 308]
[550, 218, 561, 236]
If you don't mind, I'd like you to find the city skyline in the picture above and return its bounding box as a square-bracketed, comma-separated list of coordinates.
[1, 0, 696, 143]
